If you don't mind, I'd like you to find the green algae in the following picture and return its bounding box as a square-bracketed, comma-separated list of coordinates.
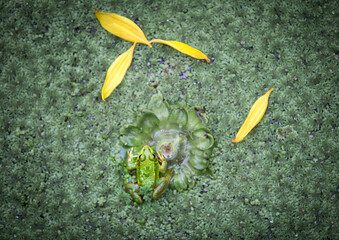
[0, 0, 338, 239]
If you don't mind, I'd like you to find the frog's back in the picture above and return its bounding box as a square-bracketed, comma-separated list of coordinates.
[137, 158, 159, 189]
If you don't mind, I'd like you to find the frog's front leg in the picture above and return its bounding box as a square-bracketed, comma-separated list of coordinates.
[124, 183, 143, 204]
[153, 169, 174, 200]
[126, 147, 137, 171]
[157, 152, 168, 173]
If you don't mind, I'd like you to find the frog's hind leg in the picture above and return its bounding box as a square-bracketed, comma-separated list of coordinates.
[124, 183, 143, 204]
[153, 169, 174, 200]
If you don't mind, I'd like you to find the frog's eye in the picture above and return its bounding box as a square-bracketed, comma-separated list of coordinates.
[151, 154, 156, 160]
[139, 154, 145, 161]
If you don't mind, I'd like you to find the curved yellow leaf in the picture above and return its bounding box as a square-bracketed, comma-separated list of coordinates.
[95, 9, 151, 47]
[102, 43, 136, 101]
[150, 39, 210, 63]
[232, 88, 273, 143]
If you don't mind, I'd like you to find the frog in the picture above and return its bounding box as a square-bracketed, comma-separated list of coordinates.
[124, 145, 174, 204]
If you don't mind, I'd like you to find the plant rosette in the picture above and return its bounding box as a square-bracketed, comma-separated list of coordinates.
[115, 91, 215, 191]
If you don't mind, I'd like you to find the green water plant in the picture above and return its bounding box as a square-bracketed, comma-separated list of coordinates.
[118, 91, 214, 195]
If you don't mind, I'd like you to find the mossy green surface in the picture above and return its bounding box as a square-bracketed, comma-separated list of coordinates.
[0, 0, 338, 239]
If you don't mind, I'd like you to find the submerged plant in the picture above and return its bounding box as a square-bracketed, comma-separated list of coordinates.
[117, 91, 214, 192]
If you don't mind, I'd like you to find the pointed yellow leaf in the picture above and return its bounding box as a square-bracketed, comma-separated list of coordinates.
[150, 39, 210, 63]
[102, 43, 136, 101]
[95, 9, 151, 47]
[232, 89, 273, 143]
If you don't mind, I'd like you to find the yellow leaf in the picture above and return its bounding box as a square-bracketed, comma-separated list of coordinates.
[150, 39, 210, 63]
[95, 9, 151, 47]
[232, 88, 273, 143]
[102, 43, 136, 101]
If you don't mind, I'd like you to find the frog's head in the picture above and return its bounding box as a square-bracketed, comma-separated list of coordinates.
[138, 145, 156, 162]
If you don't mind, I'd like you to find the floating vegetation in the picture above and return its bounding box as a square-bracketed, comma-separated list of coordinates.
[117, 91, 215, 192]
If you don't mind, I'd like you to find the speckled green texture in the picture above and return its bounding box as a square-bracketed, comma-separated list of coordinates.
[0, 0, 338, 239]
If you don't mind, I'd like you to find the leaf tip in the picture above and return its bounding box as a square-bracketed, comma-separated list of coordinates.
[232, 138, 241, 143]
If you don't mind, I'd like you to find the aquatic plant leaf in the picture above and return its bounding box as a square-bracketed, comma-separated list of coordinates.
[171, 171, 188, 191]
[186, 107, 206, 132]
[171, 165, 197, 191]
[192, 128, 214, 150]
[95, 9, 151, 47]
[148, 91, 169, 121]
[102, 43, 136, 101]
[190, 147, 212, 159]
[188, 154, 209, 170]
[120, 125, 147, 147]
[168, 107, 188, 127]
[189, 148, 211, 170]
[150, 39, 210, 62]
[232, 88, 273, 143]
[136, 111, 160, 134]
[181, 165, 196, 187]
